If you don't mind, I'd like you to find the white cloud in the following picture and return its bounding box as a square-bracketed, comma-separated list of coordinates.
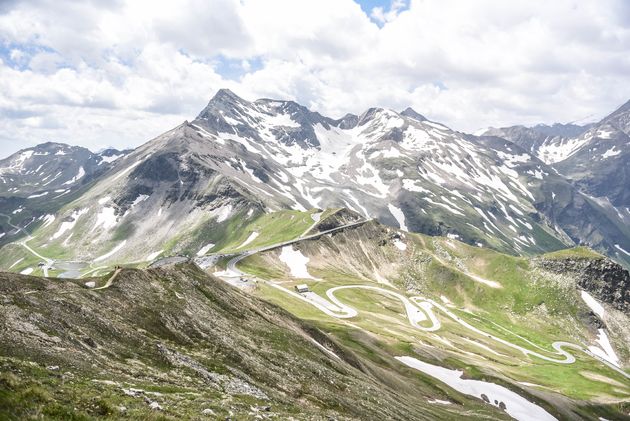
[371, 0, 408, 24]
[0, 0, 629, 157]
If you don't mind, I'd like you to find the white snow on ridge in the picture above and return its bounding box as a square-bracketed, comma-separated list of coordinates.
[355, 161, 390, 198]
[214, 204, 233, 223]
[393, 239, 407, 251]
[41, 214, 55, 228]
[27, 191, 48, 199]
[20, 267, 34, 275]
[601, 147, 621, 159]
[388, 203, 408, 231]
[92, 206, 117, 232]
[614, 244, 630, 257]
[112, 159, 143, 182]
[265, 112, 300, 128]
[395, 356, 557, 421]
[402, 179, 431, 194]
[98, 196, 111, 205]
[588, 329, 620, 367]
[100, 153, 124, 164]
[145, 250, 163, 261]
[236, 231, 259, 249]
[279, 245, 315, 279]
[369, 147, 402, 159]
[497, 151, 530, 167]
[52, 208, 88, 240]
[597, 129, 613, 139]
[196, 243, 215, 256]
[580, 290, 605, 319]
[537, 135, 591, 164]
[63, 166, 85, 185]
[191, 123, 225, 145]
[130, 194, 149, 208]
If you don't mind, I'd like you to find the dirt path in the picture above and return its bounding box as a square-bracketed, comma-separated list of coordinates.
[92, 268, 122, 290]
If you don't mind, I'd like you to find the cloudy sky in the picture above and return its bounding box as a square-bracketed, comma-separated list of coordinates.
[1, 0, 629, 156]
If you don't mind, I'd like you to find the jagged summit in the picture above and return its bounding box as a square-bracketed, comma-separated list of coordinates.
[4, 89, 629, 273]
[210, 87, 245, 103]
[192, 89, 443, 149]
[600, 98, 630, 135]
[400, 107, 427, 122]
[605, 98, 630, 117]
[196, 88, 249, 120]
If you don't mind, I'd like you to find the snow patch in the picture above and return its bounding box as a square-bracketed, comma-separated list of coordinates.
[388, 203, 408, 231]
[614, 244, 630, 257]
[588, 329, 620, 367]
[581, 290, 605, 319]
[92, 207, 117, 232]
[41, 214, 55, 228]
[235, 232, 259, 249]
[27, 191, 48, 199]
[63, 166, 85, 185]
[52, 208, 88, 240]
[100, 153, 124, 164]
[396, 356, 557, 421]
[402, 179, 431, 194]
[215, 204, 233, 222]
[196, 243, 215, 256]
[428, 399, 451, 405]
[393, 239, 407, 251]
[279, 245, 315, 279]
[20, 267, 34, 275]
[145, 250, 163, 261]
[266, 113, 300, 128]
[601, 147, 621, 159]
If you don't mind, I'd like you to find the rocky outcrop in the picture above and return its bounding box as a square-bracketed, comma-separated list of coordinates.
[535, 256, 630, 313]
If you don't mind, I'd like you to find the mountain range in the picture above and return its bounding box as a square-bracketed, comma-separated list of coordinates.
[1, 89, 629, 273]
[1, 90, 630, 420]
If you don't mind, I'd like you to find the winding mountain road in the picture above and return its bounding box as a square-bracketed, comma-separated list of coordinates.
[0, 213, 54, 270]
[221, 222, 630, 381]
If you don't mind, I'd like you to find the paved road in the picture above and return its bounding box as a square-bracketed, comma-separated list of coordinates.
[220, 219, 630, 381]
[0, 213, 54, 268]
[222, 218, 371, 279]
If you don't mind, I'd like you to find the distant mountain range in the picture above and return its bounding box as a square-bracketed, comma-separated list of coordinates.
[2, 90, 630, 420]
[0, 90, 629, 271]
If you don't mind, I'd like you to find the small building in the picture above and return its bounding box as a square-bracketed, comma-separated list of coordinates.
[294, 284, 309, 293]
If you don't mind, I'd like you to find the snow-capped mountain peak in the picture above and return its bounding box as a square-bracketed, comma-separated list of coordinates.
[2, 90, 629, 269]
[400, 107, 427, 122]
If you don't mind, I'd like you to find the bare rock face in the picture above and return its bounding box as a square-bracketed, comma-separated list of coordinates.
[535, 256, 630, 313]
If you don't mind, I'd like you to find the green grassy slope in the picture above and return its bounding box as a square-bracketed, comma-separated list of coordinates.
[239, 222, 630, 420]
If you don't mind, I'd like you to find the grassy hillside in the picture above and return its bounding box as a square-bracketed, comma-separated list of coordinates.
[0, 263, 513, 420]
[239, 221, 630, 420]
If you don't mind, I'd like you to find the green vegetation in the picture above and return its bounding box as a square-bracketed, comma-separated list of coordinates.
[241, 222, 630, 418]
[542, 246, 605, 260]
[215, 209, 320, 252]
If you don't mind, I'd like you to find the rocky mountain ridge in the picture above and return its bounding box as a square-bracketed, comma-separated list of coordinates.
[0, 89, 628, 271]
